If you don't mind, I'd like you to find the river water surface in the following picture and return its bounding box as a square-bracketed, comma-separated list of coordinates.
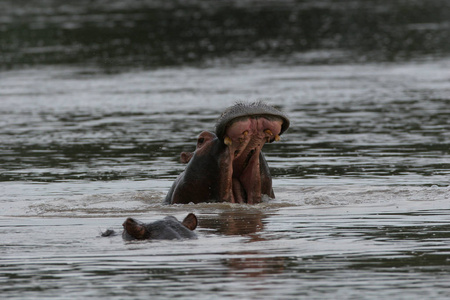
[1, 1, 450, 299]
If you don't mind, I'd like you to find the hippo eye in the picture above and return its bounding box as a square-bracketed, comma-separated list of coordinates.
[198, 137, 205, 144]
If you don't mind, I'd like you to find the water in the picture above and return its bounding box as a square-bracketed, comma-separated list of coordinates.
[1, 1, 450, 299]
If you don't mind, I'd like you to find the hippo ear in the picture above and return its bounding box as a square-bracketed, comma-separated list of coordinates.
[180, 152, 193, 164]
[182, 213, 198, 231]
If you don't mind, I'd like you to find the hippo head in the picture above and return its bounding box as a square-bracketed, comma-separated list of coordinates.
[165, 101, 289, 205]
[214, 102, 289, 204]
[122, 213, 198, 240]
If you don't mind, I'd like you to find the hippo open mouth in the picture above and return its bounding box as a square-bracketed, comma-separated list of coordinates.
[215, 102, 289, 204]
[164, 101, 289, 205]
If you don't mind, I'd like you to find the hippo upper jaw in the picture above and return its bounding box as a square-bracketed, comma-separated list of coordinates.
[219, 116, 284, 204]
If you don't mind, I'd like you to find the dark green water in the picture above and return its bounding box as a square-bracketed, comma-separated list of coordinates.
[1, 0, 449, 69]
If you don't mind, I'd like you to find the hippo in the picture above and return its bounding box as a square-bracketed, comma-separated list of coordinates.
[102, 213, 198, 240]
[165, 101, 289, 204]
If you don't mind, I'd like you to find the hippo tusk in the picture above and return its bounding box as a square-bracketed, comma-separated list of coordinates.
[264, 129, 273, 136]
[224, 136, 233, 146]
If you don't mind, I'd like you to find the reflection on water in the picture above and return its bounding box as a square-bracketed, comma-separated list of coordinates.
[200, 209, 266, 240]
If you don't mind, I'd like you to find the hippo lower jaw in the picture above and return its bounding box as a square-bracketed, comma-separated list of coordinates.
[219, 116, 283, 204]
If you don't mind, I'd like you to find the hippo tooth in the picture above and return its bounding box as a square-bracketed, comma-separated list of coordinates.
[275, 134, 281, 141]
[264, 129, 273, 136]
[239, 130, 249, 143]
[224, 136, 232, 146]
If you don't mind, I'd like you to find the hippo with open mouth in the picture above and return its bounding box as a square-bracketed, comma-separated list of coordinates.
[164, 101, 289, 204]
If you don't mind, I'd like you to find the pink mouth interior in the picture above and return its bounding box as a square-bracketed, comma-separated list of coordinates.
[224, 116, 283, 204]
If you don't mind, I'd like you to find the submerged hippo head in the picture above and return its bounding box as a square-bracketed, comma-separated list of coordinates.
[122, 213, 198, 241]
[165, 101, 289, 204]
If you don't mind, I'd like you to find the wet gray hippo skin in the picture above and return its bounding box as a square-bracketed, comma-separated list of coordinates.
[165, 102, 290, 204]
[122, 213, 198, 240]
